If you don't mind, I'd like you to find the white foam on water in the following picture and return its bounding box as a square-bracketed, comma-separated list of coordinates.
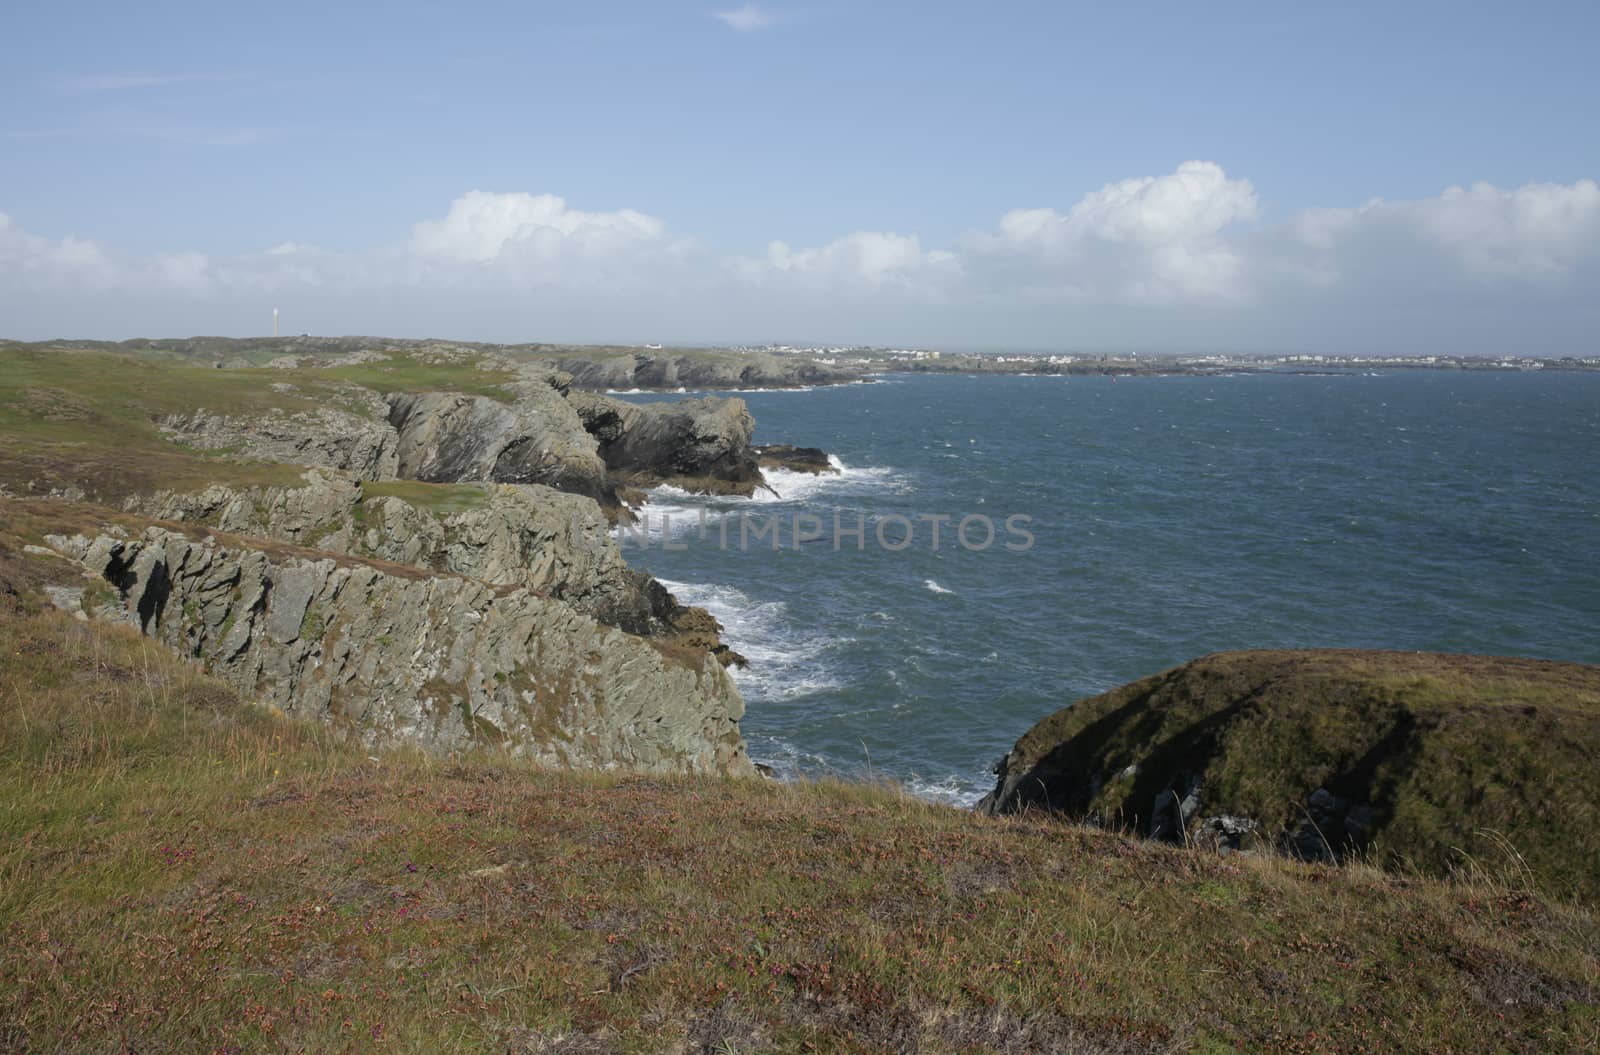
[744, 735, 839, 782]
[924, 579, 954, 595]
[619, 486, 724, 542]
[705, 386, 818, 394]
[654, 577, 843, 703]
[903, 772, 988, 808]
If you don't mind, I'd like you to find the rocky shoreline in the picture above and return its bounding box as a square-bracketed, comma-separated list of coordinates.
[4, 339, 1598, 899]
[0, 344, 835, 776]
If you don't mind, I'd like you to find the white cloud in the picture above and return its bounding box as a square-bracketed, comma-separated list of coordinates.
[714, 4, 776, 32]
[2, 170, 1598, 352]
[409, 191, 666, 266]
[970, 161, 1260, 304]
[0, 212, 119, 287]
[1290, 179, 1600, 280]
[732, 231, 957, 291]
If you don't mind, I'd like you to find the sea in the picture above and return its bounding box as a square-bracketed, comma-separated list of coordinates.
[615, 370, 1600, 805]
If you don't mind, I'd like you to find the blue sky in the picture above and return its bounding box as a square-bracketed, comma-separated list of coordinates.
[3, 1, 1597, 351]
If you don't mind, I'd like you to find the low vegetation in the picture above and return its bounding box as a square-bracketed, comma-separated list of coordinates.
[1, 605, 1596, 1053]
[0, 344, 519, 502]
[359, 480, 497, 516]
[988, 649, 1600, 902]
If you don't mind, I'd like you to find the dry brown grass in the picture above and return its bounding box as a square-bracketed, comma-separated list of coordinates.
[2, 610, 1597, 1053]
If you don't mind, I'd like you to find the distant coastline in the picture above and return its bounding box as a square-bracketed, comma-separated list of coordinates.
[4, 334, 1595, 393]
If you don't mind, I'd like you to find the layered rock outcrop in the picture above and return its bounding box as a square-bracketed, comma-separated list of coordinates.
[568, 392, 764, 496]
[552, 351, 866, 391]
[160, 353, 782, 505]
[386, 375, 616, 504]
[129, 471, 740, 658]
[47, 527, 751, 775]
[159, 396, 400, 480]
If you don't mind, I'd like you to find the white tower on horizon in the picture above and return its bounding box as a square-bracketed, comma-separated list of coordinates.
[273, 307, 279, 337]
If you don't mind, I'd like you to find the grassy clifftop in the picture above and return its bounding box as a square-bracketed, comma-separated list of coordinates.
[0, 344, 518, 502]
[2, 606, 1596, 1053]
[983, 649, 1600, 902]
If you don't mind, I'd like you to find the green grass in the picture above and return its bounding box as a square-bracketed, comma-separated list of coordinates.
[316, 356, 518, 401]
[992, 649, 1600, 902]
[359, 480, 496, 516]
[1, 609, 1596, 1053]
[0, 346, 316, 500]
[0, 345, 519, 502]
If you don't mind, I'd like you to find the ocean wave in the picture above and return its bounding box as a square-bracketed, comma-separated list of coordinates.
[743, 735, 839, 781]
[654, 577, 844, 702]
[902, 772, 987, 807]
[751, 456, 907, 503]
[924, 579, 954, 595]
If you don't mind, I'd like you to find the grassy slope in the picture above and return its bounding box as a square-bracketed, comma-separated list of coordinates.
[0, 344, 515, 502]
[1, 605, 1596, 1054]
[997, 649, 1600, 902]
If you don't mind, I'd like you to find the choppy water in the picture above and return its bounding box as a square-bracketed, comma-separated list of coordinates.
[619, 370, 1600, 804]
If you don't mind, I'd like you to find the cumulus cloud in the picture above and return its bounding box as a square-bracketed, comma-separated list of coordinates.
[714, 4, 776, 32]
[2, 170, 1598, 351]
[410, 191, 666, 266]
[968, 161, 1260, 304]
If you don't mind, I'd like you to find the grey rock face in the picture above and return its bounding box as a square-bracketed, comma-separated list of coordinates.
[1194, 815, 1262, 853]
[47, 528, 752, 776]
[552, 352, 866, 391]
[568, 392, 764, 495]
[130, 471, 704, 639]
[386, 379, 614, 504]
[158, 391, 399, 480]
[1284, 787, 1378, 862]
[1149, 776, 1204, 842]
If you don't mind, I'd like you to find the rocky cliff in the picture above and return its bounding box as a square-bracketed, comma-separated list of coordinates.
[159, 392, 400, 480]
[978, 649, 1600, 899]
[129, 470, 741, 659]
[386, 375, 617, 504]
[157, 352, 782, 504]
[46, 526, 751, 774]
[551, 351, 866, 391]
[568, 391, 765, 496]
[1, 343, 844, 778]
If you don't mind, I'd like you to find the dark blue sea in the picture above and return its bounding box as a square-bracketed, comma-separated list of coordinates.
[618, 370, 1600, 803]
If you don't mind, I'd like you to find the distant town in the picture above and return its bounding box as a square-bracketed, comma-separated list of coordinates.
[729, 343, 1600, 375]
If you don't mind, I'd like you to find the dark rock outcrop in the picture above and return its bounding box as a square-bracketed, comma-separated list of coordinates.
[386, 378, 616, 505]
[567, 392, 765, 496]
[753, 445, 837, 476]
[553, 352, 866, 391]
[978, 649, 1600, 899]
